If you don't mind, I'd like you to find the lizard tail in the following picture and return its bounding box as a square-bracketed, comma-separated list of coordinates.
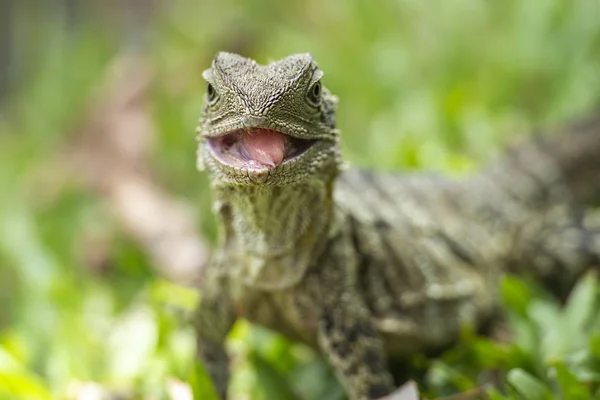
[482, 110, 600, 295]
[540, 112, 600, 206]
[487, 110, 600, 208]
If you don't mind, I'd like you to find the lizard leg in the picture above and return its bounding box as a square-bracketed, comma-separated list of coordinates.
[317, 293, 395, 400]
[311, 226, 396, 399]
[194, 262, 235, 399]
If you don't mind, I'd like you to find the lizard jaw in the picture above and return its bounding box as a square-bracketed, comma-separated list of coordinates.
[207, 128, 318, 170]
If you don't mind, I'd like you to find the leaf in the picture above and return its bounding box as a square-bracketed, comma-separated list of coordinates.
[426, 360, 476, 392]
[590, 334, 600, 359]
[500, 276, 534, 317]
[0, 372, 53, 400]
[107, 304, 158, 380]
[150, 279, 199, 312]
[507, 317, 540, 371]
[528, 272, 599, 362]
[528, 300, 568, 361]
[291, 357, 344, 400]
[188, 361, 219, 400]
[564, 272, 598, 331]
[486, 388, 514, 400]
[248, 351, 301, 400]
[507, 369, 552, 400]
[552, 361, 590, 400]
[0, 348, 52, 400]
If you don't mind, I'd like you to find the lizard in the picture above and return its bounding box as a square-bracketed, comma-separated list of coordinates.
[194, 52, 600, 400]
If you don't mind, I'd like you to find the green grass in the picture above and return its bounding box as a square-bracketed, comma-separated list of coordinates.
[1, 0, 600, 399]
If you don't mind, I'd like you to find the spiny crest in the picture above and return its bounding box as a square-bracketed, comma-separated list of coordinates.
[208, 52, 318, 114]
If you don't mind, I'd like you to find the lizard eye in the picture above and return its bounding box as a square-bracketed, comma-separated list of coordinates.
[207, 83, 217, 103]
[307, 81, 322, 106]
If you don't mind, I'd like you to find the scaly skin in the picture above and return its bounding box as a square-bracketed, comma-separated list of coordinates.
[194, 52, 600, 399]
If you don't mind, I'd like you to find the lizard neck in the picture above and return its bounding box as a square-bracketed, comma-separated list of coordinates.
[214, 178, 335, 289]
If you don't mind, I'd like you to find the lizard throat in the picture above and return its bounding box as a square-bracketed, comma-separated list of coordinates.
[207, 128, 318, 169]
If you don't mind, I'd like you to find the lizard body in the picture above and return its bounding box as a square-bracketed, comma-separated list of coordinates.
[194, 52, 600, 399]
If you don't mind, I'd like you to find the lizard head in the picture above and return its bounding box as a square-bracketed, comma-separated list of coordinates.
[197, 52, 341, 186]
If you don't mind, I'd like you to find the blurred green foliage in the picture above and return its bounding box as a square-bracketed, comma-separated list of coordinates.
[1, 0, 600, 399]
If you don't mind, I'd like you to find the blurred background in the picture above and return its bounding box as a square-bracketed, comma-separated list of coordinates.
[1, 0, 600, 399]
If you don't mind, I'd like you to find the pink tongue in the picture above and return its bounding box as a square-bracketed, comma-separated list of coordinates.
[241, 129, 286, 167]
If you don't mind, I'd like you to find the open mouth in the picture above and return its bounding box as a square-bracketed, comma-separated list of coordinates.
[207, 128, 318, 170]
